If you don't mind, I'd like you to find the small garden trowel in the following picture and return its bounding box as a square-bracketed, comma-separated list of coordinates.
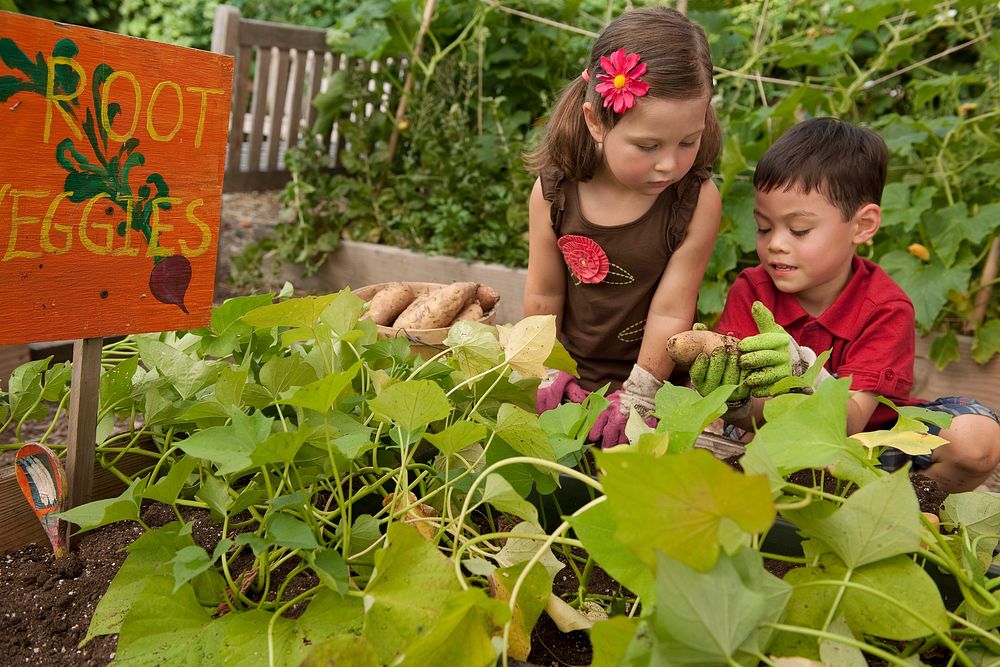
[14, 443, 68, 558]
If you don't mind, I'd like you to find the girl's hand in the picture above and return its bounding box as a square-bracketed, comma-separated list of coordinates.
[588, 365, 660, 448]
[535, 370, 589, 413]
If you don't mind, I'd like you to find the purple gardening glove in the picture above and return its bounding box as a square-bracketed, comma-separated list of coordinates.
[536, 370, 590, 414]
[587, 365, 661, 448]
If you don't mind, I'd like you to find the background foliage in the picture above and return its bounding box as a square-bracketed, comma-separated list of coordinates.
[262, 0, 999, 364]
[19, 0, 1000, 365]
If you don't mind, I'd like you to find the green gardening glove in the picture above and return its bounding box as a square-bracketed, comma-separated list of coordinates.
[689, 346, 749, 402]
[737, 302, 804, 397]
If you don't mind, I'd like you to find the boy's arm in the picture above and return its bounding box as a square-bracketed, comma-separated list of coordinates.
[637, 179, 722, 381]
[524, 177, 566, 325]
[726, 390, 880, 434]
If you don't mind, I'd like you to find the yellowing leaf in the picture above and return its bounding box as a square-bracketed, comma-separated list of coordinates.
[850, 429, 948, 456]
[497, 315, 556, 378]
[382, 492, 439, 540]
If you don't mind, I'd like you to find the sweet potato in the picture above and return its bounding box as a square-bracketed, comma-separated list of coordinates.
[392, 281, 478, 329]
[362, 282, 415, 326]
[453, 301, 484, 323]
[666, 330, 739, 366]
[476, 284, 500, 312]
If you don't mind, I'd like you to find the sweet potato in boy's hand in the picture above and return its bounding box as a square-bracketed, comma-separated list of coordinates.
[666, 329, 739, 367]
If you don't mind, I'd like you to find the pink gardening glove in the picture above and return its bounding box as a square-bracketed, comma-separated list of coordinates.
[587, 365, 661, 448]
[535, 370, 590, 414]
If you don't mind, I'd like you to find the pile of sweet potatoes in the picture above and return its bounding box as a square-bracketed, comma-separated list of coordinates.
[360, 281, 500, 330]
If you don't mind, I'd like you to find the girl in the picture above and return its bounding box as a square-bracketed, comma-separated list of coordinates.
[525, 7, 722, 448]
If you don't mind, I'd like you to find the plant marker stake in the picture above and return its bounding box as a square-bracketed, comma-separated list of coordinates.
[14, 443, 67, 558]
[64, 337, 103, 550]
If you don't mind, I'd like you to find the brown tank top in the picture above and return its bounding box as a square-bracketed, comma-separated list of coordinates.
[540, 166, 709, 391]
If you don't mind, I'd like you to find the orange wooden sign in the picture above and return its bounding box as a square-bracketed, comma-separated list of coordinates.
[0, 12, 233, 344]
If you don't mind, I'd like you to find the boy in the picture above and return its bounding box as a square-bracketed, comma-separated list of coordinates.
[692, 117, 1000, 494]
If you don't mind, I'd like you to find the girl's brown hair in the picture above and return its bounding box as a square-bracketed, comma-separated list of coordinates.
[525, 7, 720, 181]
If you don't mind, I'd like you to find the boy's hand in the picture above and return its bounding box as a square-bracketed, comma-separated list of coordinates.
[689, 346, 749, 402]
[737, 302, 811, 396]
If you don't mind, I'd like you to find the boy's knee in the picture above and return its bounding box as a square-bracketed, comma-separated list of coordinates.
[937, 414, 1000, 474]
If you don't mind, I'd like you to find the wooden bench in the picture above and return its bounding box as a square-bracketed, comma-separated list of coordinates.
[210, 5, 403, 193]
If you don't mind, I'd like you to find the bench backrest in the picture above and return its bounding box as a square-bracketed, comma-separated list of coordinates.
[211, 5, 396, 192]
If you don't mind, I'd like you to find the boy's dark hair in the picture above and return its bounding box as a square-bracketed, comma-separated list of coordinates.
[525, 7, 720, 181]
[754, 117, 889, 220]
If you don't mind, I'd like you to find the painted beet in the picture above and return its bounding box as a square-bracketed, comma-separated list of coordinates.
[149, 255, 192, 314]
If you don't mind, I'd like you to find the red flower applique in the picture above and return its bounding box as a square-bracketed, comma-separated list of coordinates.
[557, 235, 609, 284]
[595, 49, 649, 114]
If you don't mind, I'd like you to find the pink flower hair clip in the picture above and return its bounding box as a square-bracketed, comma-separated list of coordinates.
[595, 49, 649, 114]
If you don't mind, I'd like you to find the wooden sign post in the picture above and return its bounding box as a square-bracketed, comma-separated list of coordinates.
[0, 11, 233, 548]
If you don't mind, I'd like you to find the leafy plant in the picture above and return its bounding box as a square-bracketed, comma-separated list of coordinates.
[5, 291, 1000, 664]
[262, 0, 999, 366]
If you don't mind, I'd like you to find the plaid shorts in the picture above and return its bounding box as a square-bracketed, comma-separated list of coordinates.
[878, 396, 1000, 472]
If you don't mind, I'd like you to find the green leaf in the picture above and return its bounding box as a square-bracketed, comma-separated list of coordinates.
[785, 470, 920, 569]
[944, 492, 1000, 564]
[176, 410, 273, 475]
[196, 474, 232, 518]
[259, 354, 318, 399]
[596, 448, 775, 572]
[7, 357, 48, 421]
[367, 379, 452, 434]
[83, 523, 199, 642]
[113, 576, 214, 665]
[880, 250, 970, 331]
[362, 522, 463, 664]
[490, 561, 550, 661]
[493, 521, 565, 580]
[444, 320, 503, 376]
[591, 616, 641, 667]
[497, 315, 557, 378]
[880, 183, 933, 231]
[745, 378, 858, 475]
[169, 545, 215, 592]
[309, 548, 350, 595]
[241, 293, 339, 330]
[251, 429, 307, 467]
[495, 403, 557, 462]
[136, 337, 220, 400]
[59, 478, 143, 533]
[393, 588, 508, 667]
[143, 454, 198, 505]
[99, 355, 139, 410]
[481, 473, 538, 525]
[652, 382, 729, 453]
[926, 203, 996, 268]
[215, 366, 248, 407]
[973, 319, 1000, 364]
[267, 513, 320, 550]
[319, 288, 366, 337]
[781, 552, 948, 642]
[300, 635, 379, 667]
[279, 362, 360, 412]
[424, 420, 486, 456]
[542, 339, 577, 375]
[568, 501, 654, 604]
[646, 547, 791, 664]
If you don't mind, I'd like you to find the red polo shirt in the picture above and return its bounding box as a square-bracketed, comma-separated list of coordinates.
[716, 256, 921, 430]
